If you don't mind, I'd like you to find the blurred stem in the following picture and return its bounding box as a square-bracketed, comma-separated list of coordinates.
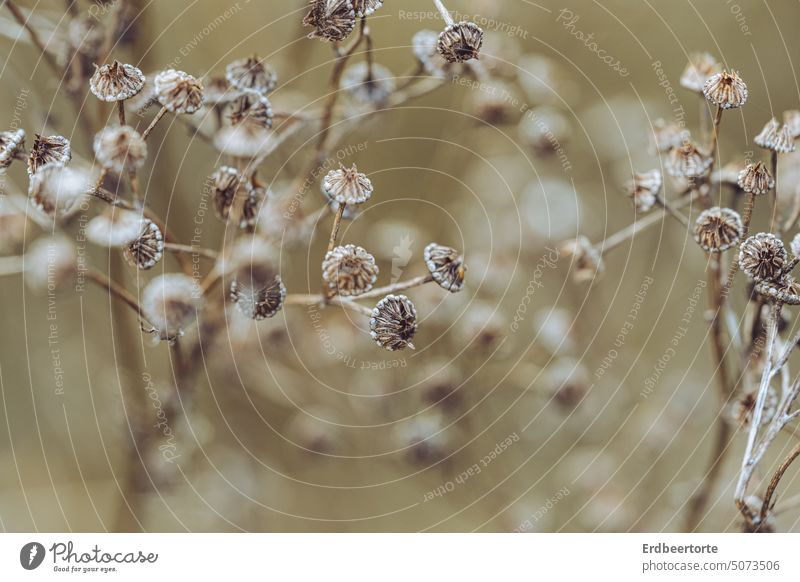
[740, 192, 757, 240]
[2, 0, 61, 74]
[354, 274, 434, 300]
[86, 267, 145, 319]
[117, 101, 126, 126]
[761, 443, 800, 524]
[0, 256, 24, 276]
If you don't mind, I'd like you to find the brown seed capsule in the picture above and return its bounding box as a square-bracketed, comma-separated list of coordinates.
[89, 61, 145, 102]
[0, 128, 25, 169]
[353, 0, 382, 17]
[226, 55, 277, 95]
[756, 276, 800, 305]
[303, 0, 356, 42]
[693, 207, 743, 253]
[370, 294, 418, 351]
[210, 166, 242, 221]
[28, 165, 89, 219]
[651, 119, 690, 154]
[771, 124, 796, 154]
[437, 21, 484, 63]
[665, 140, 712, 178]
[561, 236, 603, 283]
[154, 69, 204, 114]
[680, 52, 720, 93]
[739, 233, 788, 282]
[702, 70, 748, 109]
[123, 219, 165, 270]
[93, 126, 147, 173]
[322, 244, 379, 297]
[142, 274, 202, 341]
[28, 134, 71, 176]
[228, 92, 273, 130]
[342, 62, 396, 108]
[323, 164, 373, 205]
[737, 161, 774, 195]
[424, 243, 466, 293]
[625, 169, 662, 213]
[230, 261, 286, 320]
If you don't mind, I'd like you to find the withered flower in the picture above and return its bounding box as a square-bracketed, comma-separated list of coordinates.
[211, 166, 242, 221]
[323, 164, 373, 205]
[665, 140, 712, 178]
[226, 55, 277, 95]
[86, 209, 145, 248]
[737, 162, 774, 196]
[561, 236, 603, 283]
[0, 128, 25, 169]
[625, 169, 662, 213]
[303, 0, 356, 42]
[702, 70, 748, 109]
[771, 124, 796, 154]
[370, 294, 418, 351]
[154, 69, 204, 114]
[228, 92, 273, 130]
[756, 276, 800, 305]
[89, 61, 145, 102]
[693, 207, 743, 253]
[322, 244, 379, 297]
[739, 233, 787, 282]
[651, 119, 689, 154]
[424, 242, 466, 293]
[142, 274, 202, 341]
[93, 126, 147, 173]
[28, 134, 71, 176]
[28, 165, 89, 219]
[123, 219, 165, 270]
[230, 261, 287, 320]
[438, 22, 484, 63]
[680, 52, 720, 93]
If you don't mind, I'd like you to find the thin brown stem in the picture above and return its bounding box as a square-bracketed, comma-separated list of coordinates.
[3, 0, 61, 75]
[141, 106, 168, 140]
[164, 242, 219, 260]
[352, 274, 434, 301]
[760, 443, 800, 524]
[86, 268, 145, 319]
[117, 101, 126, 126]
[327, 204, 346, 253]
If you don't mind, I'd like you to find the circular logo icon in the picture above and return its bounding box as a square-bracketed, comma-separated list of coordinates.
[20, 542, 46, 570]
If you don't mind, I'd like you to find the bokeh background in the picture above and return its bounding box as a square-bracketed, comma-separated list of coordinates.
[1, 0, 800, 532]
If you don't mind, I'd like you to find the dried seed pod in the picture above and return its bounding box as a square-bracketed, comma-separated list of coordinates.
[303, 0, 356, 42]
[93, 126, 147, 173]
[424, 242, 466, 293]
[342, 62, 396, 108]
[702, 70, 748, 109]
[323, 164, 373, 205]
[28, 165, 89, 219]
[680, 52, 720, 93]
[625, 169, 662, 213]
[784, 109, 800, 139]
[739, 233, 788, 282]
[754, 118, 780, 150]
[693, 207, 743, 253]
[370, 294, 418, 351]
[651, 119, 690, 154]
[28, 134, 71, 176]
[24, 235, 77, 294]
[437, 21, 484, 63]
[210, 166, 242, 221]
[142, 274, 202, 341]
[665, 141, 712, 178]
[86, 209, 146, 247]
[230, 259, 286, 320]
[123, 219, 165, 270]
[561, 236, 603, 283]
[240, 185, 265, 230]
[353, 0, 382, 17]
[0, 128, 25, 169]
[226, 55, 277, 94]
[737, 162, 774, 195]
[756, 276, 800, 305]
[322, 244, 379, 297]
[89, 61, 145, 102]
[771, 124, 796, 154]
[154, 69, 204, 114]
[228, 92, 273, 130]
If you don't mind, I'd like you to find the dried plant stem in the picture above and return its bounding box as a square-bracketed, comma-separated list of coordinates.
[163, 242, 219, 260]
[781, 185, 800, 235]
[656, 195, 690, 228]
[760, 443, 800, 522]
[433, 0, 456, 26]
[770, 151, 780, 233]
[707, 105, 724, 162]
[0, 256, 24, 276]
[740, 192, 757, 240]
[352, 274, 434, 300]
[327, 204, 346, 253]
[2, 0, 61, 75]
[85, 268, 145, 319]
[286, 275, 435, 311]
[142, 106, 168, 140]
[117, 101, 126, 126]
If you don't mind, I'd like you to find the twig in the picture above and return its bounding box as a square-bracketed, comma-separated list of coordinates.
[85, 268, 145, 319]
[760, 443, 800, 523]
[164, 242, 219, 260]
[2, 0, 61, 75]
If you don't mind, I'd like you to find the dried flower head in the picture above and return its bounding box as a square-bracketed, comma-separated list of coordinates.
[739, 233, 788, 282]
[323, 164, 373, 205]
[214, 123, 277, 159]
[154, 69, 204, 114]
[625, 169, 662, 213]
[27, 134, 71, 176]
[737, 161, 774, 195]
[86, 209, 145, 247]
[230, 250, 287, 320]
[322, 244, 379, 297]
[93, 126, 147, 173]
[755, 276, 800, 305]
[665, 140, 712, 178]
[353, 0, 382, 17]
[28, 165, 89, 219]
[753, 118, 795, 152]
[784, 109, 800, 139]
[702, 70, 748, 109]
[89, 61, 145, 102]
[0, 128, 25, 169]
[211, 166, 242, 221]
[342, 62, 396, 108]
[693, 207, 743, 253]
[24, 235, 77, 294]
[370, 294, 418, 351]
[651, 119, 690, 154]
[438, 21, 484, 63]
[680, 52, 720, 93]
[123, 219, 165, 270]
[228, 92, 273, 130]
[412, 29, 455, 78]
[424, 243, 466, 292]
[772, 124, 796, 154]
[561, 236, 603, 283]
[142, 274, 202, 341]
[226, 55, 277, 95]
[303, 0, 356, 42]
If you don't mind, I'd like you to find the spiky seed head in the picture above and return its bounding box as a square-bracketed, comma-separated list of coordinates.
[228, 92, 273, 130]
[303, 0, 356, 42]
[737, 162, 774, 195]
[756, 276, 800, 305]
[322, 244, 379, 297]
[424, 243, 467, 293]
[225, 55, 277, 94]
[123, 219, 165, 270]
[693, 207, 743, 253]
[28, 134, 71, 176]
[93, 126, 147, 173]
[437, 22, 484, 63]
[352, 0, 382, 17]
[754, 118, 780, 150]
[702, 70, 748, 109]
[739, 233, 788, 282]
[370, 294, 418, 351]
[154, 69, 204, 114]
[89, 61, 145, 102]
[211, 166, 242, 221]
[651, 119, 690, 154]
